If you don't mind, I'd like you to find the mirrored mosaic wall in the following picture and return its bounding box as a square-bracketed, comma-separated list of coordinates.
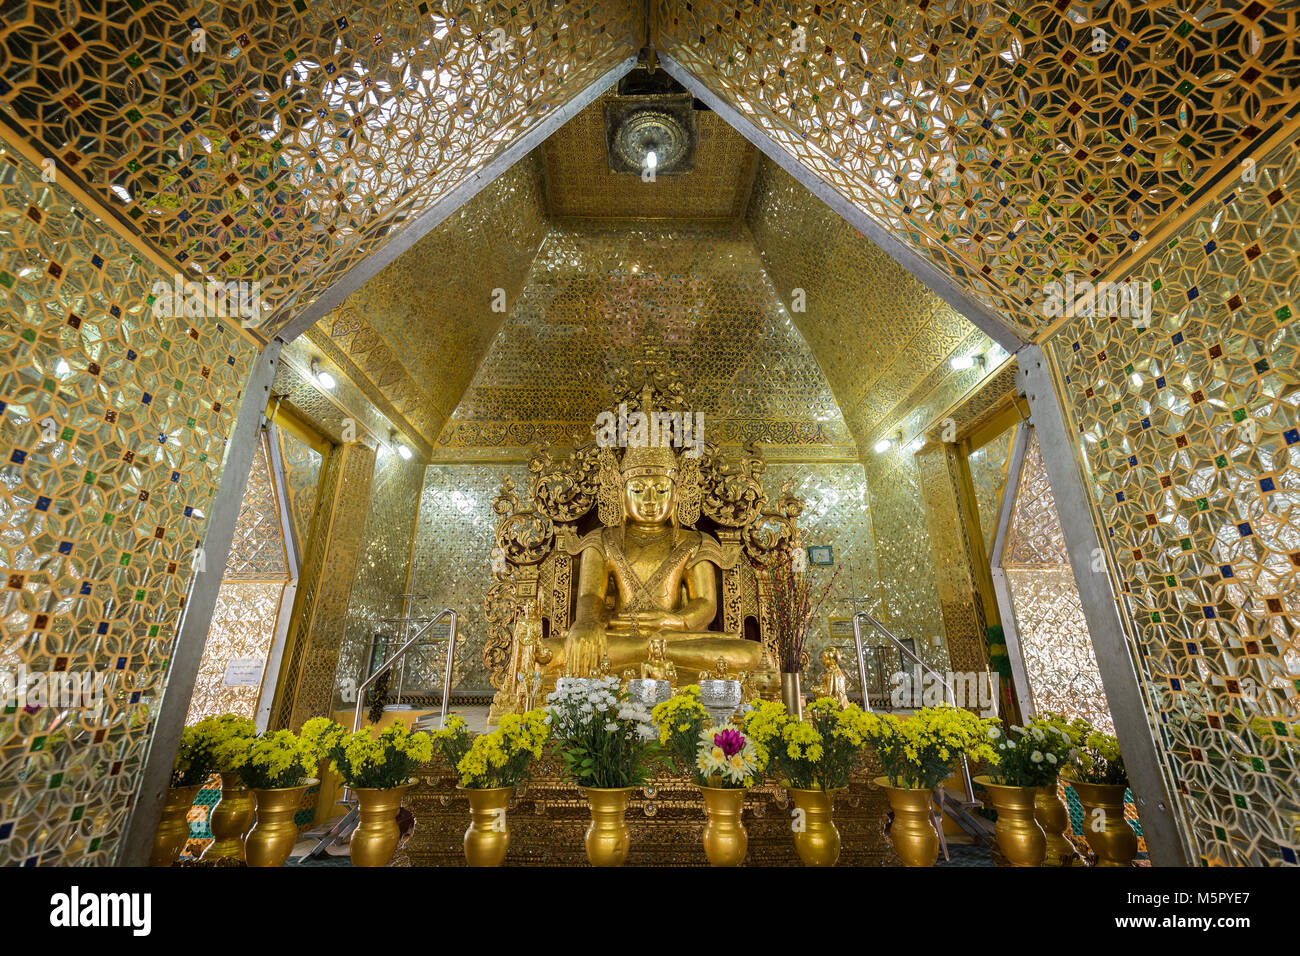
[332, 447, 423, 709]
[0, 0, 638, 332]
[185, 435, 289, 724]
[1047, 130, 1300, 865]
[656, 0, 1300, 338]
[407, 464, 532, 694]
[0, 146, 257, 865]
[1001, 431, 1113, 734]
[435, 219, 857, 460]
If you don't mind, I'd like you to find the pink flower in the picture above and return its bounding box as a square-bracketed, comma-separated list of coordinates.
[713, 728, 745, 757]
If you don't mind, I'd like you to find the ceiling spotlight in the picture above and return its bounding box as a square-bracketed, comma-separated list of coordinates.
[908, 436, 926, 452]
[644, 149, 658, 170]
[310, 358, 336, 390]
[390, 429, 413, 460]
[873, 437, 893, 455]
[950, 353, 986, 371]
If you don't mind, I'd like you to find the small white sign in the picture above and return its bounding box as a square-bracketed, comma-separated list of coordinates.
[223, 657, 264, 687]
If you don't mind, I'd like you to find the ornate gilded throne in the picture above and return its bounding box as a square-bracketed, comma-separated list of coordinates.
[482, 371, 805, 723]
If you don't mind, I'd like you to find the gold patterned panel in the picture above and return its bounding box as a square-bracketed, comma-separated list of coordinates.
[918, 444, 990, 677]
[277, 427, 322, 558]
[1004, 431, 1073, 568]
[0, 145, 257, 866]
[0, 1, 639, 334]
[184, 580, 285, 724]
[969, 424, 1018, 559]
[270, 441, 375, 730]
[222, 435, 287, 580]
[435, 219, 856, 457]
[543, 85, 757, 219]
[657, 0, 1300, 338]
[1047, 129, 1300, 866]
[746, 156, 1007, 450]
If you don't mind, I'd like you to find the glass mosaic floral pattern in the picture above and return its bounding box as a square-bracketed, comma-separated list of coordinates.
[0, 147, 256, 865]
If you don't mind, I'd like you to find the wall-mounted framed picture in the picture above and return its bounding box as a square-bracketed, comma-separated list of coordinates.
[807, 545, 834, 566]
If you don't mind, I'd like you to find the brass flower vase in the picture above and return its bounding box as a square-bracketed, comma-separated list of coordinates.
[1068, 779, 1137, 866]
[1035, 783, 1082, 866]
[977, 776, 1046, 866]
[245, 782, 312, 868]
[350, 782, 414, 867]
[201, 772, 255, 863]
[149, 784, 201, 867]
[699, 785, 747, 866]
[584, 787, 634, 866]
[462, 785, 513, 867]
[779, 671, 804, 720]
[788, 786, 842, 866]
[877, 778, 939, 867]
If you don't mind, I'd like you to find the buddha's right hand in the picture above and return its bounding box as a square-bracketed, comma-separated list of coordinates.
[563, 621, 606, 677]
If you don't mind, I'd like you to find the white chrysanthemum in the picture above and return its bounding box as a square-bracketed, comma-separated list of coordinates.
[1031, 750, 1044, 763]
[1046, 752, 1058, 764]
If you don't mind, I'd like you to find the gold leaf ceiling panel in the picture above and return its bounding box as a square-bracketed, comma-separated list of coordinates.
[543, 86, 757, 219]
[434, 218, 857, 458]
[310, 152, 550, 448]
[746, 156, 1003, 449]
[0, 0, 638, 332]
[654, 0, 1300, 338]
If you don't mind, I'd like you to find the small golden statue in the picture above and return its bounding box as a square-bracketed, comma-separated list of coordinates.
[512, 599, 552, 713]
[818, 647, 850, 709]
[641, 636, 677, 683]
[702, 656, 731, 682]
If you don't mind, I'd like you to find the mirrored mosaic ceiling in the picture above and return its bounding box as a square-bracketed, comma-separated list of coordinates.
[1049, 128, 1300, 865]
[0, 0, 639, 333]
[655, 0, 1300, 339]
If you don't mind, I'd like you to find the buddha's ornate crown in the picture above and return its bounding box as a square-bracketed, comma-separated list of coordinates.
[620, 442, 679, 479]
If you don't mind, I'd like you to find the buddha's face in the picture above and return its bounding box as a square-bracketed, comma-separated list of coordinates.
[624, 473, 675, 525]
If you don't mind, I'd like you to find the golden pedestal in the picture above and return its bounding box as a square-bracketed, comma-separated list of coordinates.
[405, 756, 896, 866]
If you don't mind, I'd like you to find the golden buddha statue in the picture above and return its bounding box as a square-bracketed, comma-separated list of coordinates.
[817, 647, 851, 709]
[641, 636, 677, 682]
[511, 600, 551, 713]
[541, 434, 764, 678]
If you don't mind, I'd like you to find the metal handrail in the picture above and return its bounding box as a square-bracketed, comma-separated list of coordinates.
[352, 607, 458, 733]
[851, 610, 978, 807]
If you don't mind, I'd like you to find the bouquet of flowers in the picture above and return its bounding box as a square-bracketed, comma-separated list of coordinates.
[545, 677, 659, 789]
[171, 713, 258, 787]
[303, 718, 434, 790]
[1068, 727, 1127, 786]
[429, 713, 473, 771]
[652, 687, 708, 767]
[455, 709, 550, 789]
[987, 717, 1076, 788]
[864, 705, 1000, 791]
[236, 728, 326, 790]
[694, 725, 766, 788]
[742, 697, 870, 791]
